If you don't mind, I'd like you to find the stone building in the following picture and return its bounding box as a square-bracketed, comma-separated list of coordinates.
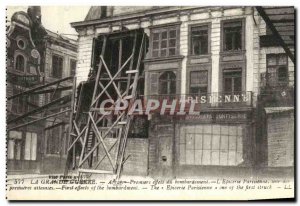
[6, 7, 78, 174]
[70, 6, 294, 177]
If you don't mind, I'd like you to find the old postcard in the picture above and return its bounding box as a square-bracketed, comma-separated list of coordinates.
[6, 5, 295, 200]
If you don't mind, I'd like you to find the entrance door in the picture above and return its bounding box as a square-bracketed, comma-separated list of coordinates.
[156, 124, 173, 177]
[158, 134, 172, 167]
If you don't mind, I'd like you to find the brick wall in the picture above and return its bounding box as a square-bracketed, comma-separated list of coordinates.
[267, 112, 294, 167]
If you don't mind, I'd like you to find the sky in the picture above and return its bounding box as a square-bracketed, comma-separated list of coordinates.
[6, 6, 90, 39]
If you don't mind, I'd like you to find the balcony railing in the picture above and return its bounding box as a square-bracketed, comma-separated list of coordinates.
[142, 91, 253, 111]
[260, 71, 294, 88]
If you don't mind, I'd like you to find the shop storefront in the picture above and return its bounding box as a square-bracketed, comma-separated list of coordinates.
[148, 109, 254, 177]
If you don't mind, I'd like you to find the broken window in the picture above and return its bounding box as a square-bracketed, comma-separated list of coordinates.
[52, 54, 63, 78]
[223, 69, 242, 94]
[190, 25, 209, 55]
[267, 54, 289, 86]
[15, 55, 25, 72]
[151, 26, 179, 58]
[223, 21, 242, 51]
[159, 71, 176, 95]
[190, 70, 208, 95]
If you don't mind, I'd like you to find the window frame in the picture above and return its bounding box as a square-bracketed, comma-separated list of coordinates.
[158, 71, 177, 95]
[51, 54, 64, 78]
[69, 58, 77, 77]
[188, 23, 211, 56]
[11, 85, 26, 114]
[266, 53, 289, 86]
[179, 124, 244, 166]
[45, 125, 61, 156]
[189, 70, 209, 95]
[222, 68, 243, 94]
[14, 53, 27, 73]
[150, 24, 180, 59]
[221, 19, 245, 53]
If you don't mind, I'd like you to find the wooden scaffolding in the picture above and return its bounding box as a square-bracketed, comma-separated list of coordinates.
[65, 29, 147, 179]
[7, 76, 75, 131]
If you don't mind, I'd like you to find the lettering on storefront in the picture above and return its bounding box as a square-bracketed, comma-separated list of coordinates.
[184, 112, 249, 123]
[185, 93, 251, 104]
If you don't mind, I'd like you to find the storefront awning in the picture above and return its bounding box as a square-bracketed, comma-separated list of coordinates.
[264, 107, 294, 114]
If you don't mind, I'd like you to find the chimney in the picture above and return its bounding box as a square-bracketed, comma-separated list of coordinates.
[27, 6, 42, 25]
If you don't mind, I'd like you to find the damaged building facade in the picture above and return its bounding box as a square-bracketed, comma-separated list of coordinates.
[70, 6, 294, 177]
[6, 7, 78, 174]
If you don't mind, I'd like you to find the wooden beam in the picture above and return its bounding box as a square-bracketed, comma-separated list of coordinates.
[31, 86, 72, 95]
[256, 6, 295, 64]
[7, 95, 71, 124]
[91, 54, 133, 106]
[7, 76, 73, 100]
[44, 122, 65, 131]
[7, 109, 71, 131]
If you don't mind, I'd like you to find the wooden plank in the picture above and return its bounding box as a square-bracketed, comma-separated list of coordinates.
[8, 109, 71, 131]
[44, 122, 65, 131]
[91, 54, 133, 106]
[89, 112, 115, 169]
[264, 7, 294, 15]
[256, 6, 295, 64]
[67, 126, 87, 152]
[268, 14, 294, 21]
[7, 76, 73, 100]
[100, 55, 123, 99]
[7, 95, 71, 124]
[78, 168, 114, 174]
[78, 35, 108, 169]
[78, 112, 125, 167]
[126, 70, 138, 74]
[126, 32, 137, 93]
[31, 86, 72, 95]
[93, 139, 118, 171]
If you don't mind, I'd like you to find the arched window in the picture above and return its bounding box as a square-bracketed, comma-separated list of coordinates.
[159, 71, 176, 95]
[15, 55, 25, 72]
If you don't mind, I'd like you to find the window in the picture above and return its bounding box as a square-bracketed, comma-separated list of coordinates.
[159, 71, 176, 95]
[52, 55, 63, 78]
[7, 131, 23, 160]
[15, 55, 25, 72]
[190, 25, 209, 55]
[190, 71, 208, 95]
[70, 59, 76, 77]
[151, 26, 179, 58]
[46, 126, 60, 155]
[180, 125, 243, 166]
[11, 86, 26, 114]
[24, 132, 37, 161]
[267, 54, 288, 86]
[223, 21, 243, 51]
[11, 85, 38, 114]
[223, 69, 242, 93]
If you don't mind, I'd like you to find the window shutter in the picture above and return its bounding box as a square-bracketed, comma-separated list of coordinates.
[149, 73, 159, 95]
